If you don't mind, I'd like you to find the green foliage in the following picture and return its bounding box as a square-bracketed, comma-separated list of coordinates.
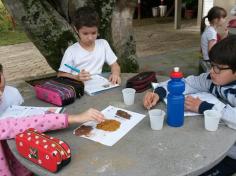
[45, 31, 77, 70]
[92, 0, 115, 44]
[19, 0, 77, 70]
[0, 31, 29, 46]
[0, 2, 29, 45]
[183, 0, 197, 9]
[118, 36, 139, 73]
[0, 1, 13, 32]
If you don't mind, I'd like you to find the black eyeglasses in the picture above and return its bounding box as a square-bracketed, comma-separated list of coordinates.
[210, 63, 231, 74]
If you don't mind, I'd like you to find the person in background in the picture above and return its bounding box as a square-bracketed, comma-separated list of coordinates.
[201, 6, 228, 61]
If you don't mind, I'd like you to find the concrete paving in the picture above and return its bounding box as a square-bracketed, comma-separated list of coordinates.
[0, 43, 55, 83]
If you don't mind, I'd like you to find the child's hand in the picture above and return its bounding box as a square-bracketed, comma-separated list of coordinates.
[184, 96, 202, 113]
[68, 108, 105, 124]
[143, 91, 159, 109]
[77, 69, 91, 81]
[109, 73, 121, 84]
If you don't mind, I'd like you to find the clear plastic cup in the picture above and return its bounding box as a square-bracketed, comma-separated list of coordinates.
[122, 88, 136, 105]
[149, 109, 165, 130]
[204, 110, 221, 131]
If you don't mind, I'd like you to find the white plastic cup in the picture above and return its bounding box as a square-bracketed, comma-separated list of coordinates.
[149, 109, 165, 130]
[204, 110, 221, 131]
[122, 88, 136, 105]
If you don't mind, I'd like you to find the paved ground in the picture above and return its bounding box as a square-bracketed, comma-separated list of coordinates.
[0, 18, 200, 97]
[0, 43, 55, 83]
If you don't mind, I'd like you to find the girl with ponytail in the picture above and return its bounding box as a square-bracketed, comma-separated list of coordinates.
[201, 6, 227, 61]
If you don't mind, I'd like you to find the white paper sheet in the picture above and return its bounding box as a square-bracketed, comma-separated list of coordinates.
[164, 92, 222, 116]
[84, 75, 119, 95]
[0, 105, 63, 119]
[74, 105, 145, 146]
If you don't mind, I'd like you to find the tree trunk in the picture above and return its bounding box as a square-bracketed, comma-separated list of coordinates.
[112, 0, 139, 72]
[1, 0, 139, 72]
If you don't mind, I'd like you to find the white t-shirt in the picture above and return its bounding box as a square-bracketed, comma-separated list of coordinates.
[0, 86, 24, 115]
[59, 39, 117, 75]
[201, 26, 217, 61]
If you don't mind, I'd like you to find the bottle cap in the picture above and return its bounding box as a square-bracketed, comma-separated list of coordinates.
[170, 67, 183, 78]
[174, 67, 179, 72]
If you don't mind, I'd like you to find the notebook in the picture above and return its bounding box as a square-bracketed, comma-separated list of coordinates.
[84, 75, 119, 96]
[0, 105, 64, 119]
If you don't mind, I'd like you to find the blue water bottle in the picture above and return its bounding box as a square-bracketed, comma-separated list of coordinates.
[167, 67, 185, 127]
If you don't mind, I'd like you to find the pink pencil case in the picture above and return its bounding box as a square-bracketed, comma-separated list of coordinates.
[34, 80, 76, 106]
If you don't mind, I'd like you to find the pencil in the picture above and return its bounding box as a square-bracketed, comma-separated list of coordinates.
[64, 64, 80, 73]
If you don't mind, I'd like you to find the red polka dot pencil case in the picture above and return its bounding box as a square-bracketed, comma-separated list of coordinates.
[15, 128, 71, 173]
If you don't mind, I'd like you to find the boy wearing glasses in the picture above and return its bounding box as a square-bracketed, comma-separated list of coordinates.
[144, 36, 236, 127]
[143, 36, 236, 174]
[0, 64, 23, 115]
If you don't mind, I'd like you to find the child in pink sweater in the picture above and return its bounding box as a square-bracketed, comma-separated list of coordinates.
[0, 63, 104, 175]
[0, 107, 104, 176]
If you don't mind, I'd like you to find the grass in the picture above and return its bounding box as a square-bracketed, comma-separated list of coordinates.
[0, 1, 29, 46]
[0, 30, 29, 46]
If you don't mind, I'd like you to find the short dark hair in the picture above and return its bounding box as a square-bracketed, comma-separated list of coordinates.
[72, 6, 100, 30]
[209, 35, 236, 73]
[0, 64, 2, 73]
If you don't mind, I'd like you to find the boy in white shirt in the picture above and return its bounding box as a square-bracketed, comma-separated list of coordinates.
[58, 6, 121, 84]
[0, 64, 24, 115]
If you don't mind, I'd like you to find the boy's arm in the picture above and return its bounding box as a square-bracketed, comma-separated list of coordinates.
[57, 71, 91, 82]
[110, 62, 120, 76]
[153, 73, 212, 99]
[0, 114, 68, 140]
[184, 73, 212, 94]
[57, 71, 80, 81]
[109, 62, 121, 84]
[185, 96, 236, 128]
[201, 98, 236, 129]
[221, 105, 236, 128]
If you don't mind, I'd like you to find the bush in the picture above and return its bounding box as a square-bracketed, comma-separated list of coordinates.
[0, 2, 14, 32]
